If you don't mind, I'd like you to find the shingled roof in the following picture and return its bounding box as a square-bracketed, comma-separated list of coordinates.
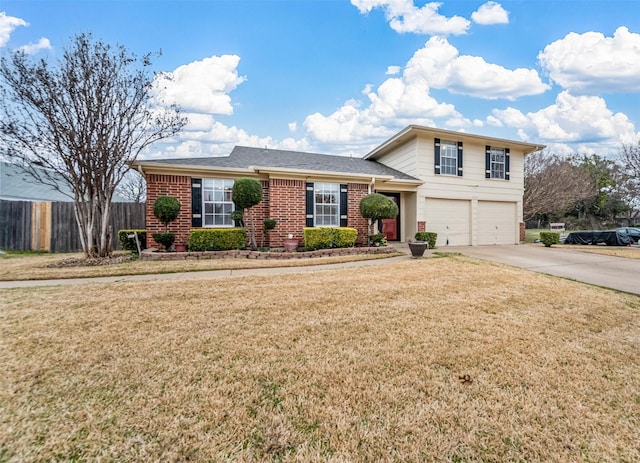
[141, 146, 420, 182]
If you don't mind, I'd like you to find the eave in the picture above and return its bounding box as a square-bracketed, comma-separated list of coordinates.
[364, 125, 546, 160]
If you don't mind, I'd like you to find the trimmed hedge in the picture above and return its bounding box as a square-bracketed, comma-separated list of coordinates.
[303, 227, 358, 250]
[415, 231, 437, 249]
[118, 229, 147, 253]
[539, 231, 560, 247]
[189, 228, 247, 251]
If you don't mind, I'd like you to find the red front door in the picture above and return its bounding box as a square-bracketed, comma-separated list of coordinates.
[380, 193, 400, 241]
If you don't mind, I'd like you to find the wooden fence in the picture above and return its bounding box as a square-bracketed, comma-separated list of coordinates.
[0, 200, 145, 252]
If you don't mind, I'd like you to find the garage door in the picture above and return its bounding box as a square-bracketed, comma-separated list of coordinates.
[425, 198, 471, 246]
[477, 201, 517, 245]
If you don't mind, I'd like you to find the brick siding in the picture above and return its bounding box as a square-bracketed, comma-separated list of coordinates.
[146, 174, 192, 248]
[146, 175, 372, 249]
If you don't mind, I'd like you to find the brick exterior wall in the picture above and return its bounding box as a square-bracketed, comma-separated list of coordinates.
[520, 221, 525, 243]
[347, 183, 369, 246]
[268, 178, 306, 248]
[417, 221, 426, 232]
[146, 174, 192, 248]
[145, 175, 372, 249]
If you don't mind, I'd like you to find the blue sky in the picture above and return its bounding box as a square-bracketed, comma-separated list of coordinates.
[1, 0, 640, 159]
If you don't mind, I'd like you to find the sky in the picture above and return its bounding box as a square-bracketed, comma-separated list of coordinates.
[1, 0, 640, 160]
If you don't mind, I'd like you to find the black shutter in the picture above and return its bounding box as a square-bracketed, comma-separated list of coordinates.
[505, 148, 510, 181]
[305, 182, 314, 227]
[340, 184, 348, 227]
[485, 146, 491, 179]
[191, 178, 202, 227]
[457, 141, 463, 177]
[434, 138, 441, 175]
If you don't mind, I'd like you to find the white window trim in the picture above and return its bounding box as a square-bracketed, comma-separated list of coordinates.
[440, 140, 458, 176]
[314, 182, 340, 227]
[490, 147, 505, 180]
[202, 178, 235, 227]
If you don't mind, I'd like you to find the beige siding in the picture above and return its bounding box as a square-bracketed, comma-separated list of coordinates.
[377, 131, 528, 245]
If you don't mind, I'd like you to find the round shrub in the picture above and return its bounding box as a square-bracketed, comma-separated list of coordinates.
[153, 196, 180, 232]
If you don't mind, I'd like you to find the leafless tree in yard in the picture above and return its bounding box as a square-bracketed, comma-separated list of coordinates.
[620, 140, 640, 206]
[0, 33, 186, 257]
[117, 169, 147, 203]
[524, 150, 596, 222]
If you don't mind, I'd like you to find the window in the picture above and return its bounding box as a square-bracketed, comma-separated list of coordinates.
[440, 140, 458, 176]
[434, 138, 462, 176]
[314, 183, 340, 226]
[490, 147, 505, 179]
[202, 179, 234, 226]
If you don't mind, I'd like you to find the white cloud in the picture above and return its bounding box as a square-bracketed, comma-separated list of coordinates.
[471, 1, 509, 25]
[386, 65, 401, 75]
[17, 37, 51, 54]
[300, 35, 551, 148]
[539, 26, 640, 93]
[351, 0, 471, 36]
[404, 36, 549, 100]
[153, 54, 246, 114]
[0, 12, 27, 47]
[288, 121, 297, 132]
[491, 91, 638, 151]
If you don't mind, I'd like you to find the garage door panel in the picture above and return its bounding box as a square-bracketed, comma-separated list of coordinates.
[478, 201, 516, 245]
[425, 199, 470, 246]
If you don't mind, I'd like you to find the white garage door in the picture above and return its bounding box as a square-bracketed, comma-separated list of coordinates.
[425, 198, 471, 246]
[477, 201, 517, 245]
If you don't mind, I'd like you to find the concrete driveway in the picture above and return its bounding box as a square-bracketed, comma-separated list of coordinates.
[445, 244, 640, 295]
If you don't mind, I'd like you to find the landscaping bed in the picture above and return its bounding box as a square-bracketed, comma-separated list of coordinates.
[140, 245, 397, 261]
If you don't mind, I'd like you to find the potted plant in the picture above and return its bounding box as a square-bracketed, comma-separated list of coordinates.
[283, 233, 299, 252]
[407, 239, 428, 258]
[151, 195, 180, 251]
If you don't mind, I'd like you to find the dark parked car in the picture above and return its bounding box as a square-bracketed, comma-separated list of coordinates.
[616, 227, 640, 243]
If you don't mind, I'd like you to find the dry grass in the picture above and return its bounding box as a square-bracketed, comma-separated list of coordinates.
[2, 255, 640, 462]
[0, 251, 400, 281]
[557, 244, 640, 259]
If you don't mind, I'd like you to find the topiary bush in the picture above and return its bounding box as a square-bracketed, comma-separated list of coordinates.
[539, 231, 560, 247]
[152, 232, 175, 250]
[415, 231, 437, 249]
[303, 227, 358, 250]
[153, 196, 181, 232]
[189, 228, 246, 251]
[359, 193, 399, 235]
[118, 229, 147, 253]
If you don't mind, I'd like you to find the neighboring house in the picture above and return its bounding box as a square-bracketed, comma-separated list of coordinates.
[132, 125, 544, 248]
[0, 161, 129, 202]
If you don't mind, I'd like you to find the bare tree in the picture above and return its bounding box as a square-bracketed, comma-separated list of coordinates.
[524, 150, 596, 222]
[117, 169, 147, 203]
[620, 140, 640, 206]
[0, 33, 186, 257]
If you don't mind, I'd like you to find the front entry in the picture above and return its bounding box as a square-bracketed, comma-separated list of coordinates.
[379, 193, 400, 241]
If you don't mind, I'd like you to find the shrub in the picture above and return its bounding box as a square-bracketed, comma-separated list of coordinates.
[153, 196, 180, 232]
[415, 231, 437, 249]
[368, 233, 387, 247]
[333, 227, 358, 248]
[118, 229, 146, 253]
[152, 232, 175, 250]
[303, 227, 358, 250]
[264, 218, 277, 231]
[189, 228, 246, 251]
[359, 193, 399, 234]
[232, 178, 263, 250]
[304, 227, 334, 250]
[539, 231, 560, 247]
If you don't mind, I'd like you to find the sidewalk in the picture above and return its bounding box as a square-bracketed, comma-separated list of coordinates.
[0, 252, 413, 289]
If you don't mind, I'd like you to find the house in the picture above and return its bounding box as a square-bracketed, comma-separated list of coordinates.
[132, 125, 544, 248]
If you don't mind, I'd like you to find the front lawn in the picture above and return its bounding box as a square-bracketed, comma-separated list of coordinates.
[1, 256, 639, 461]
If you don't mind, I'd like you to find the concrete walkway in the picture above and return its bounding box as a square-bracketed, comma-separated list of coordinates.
[2, 244, 639, 295]
[0, 254, 412, 289]
[445, 244, 640, 295]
